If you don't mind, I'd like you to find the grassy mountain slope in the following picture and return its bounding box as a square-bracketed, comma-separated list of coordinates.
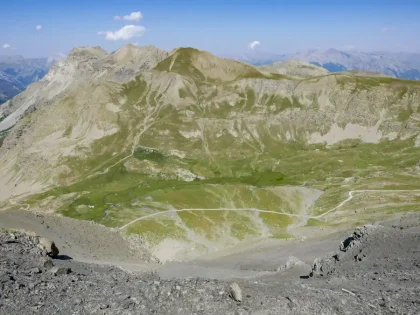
[1, 46, 420, 260]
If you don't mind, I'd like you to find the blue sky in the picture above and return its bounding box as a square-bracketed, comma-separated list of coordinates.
[1, 0, 420, 57]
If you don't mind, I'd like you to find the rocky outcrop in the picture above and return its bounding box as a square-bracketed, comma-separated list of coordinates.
[1, 221, 419, 314]
[310, 224, 415, 279]
[310, 225, 377, 277]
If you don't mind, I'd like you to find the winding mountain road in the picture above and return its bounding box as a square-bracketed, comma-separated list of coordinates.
[119, 208, 316, 230]
[9, 188, 420, 231]
[119, 189, 420, 230]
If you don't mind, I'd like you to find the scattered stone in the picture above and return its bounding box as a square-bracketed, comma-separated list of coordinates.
[229, 283, 242, 302]
[27, 267, 41, 275]
[277, 256, 305, 272]
[49, 266, 71, 276]
[341, 288, 356, 296]
[310, 257, 336, 277]
[39, 257, 54, 269]
[74, 298, 83, 305]
[99, 303, 109, 310]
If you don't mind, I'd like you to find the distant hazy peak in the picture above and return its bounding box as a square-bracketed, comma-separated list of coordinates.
[259, 59, 328, 78]
[68, 46, 109, 59]
[232, 48, 420, 80]
[0, 55, 26, 62]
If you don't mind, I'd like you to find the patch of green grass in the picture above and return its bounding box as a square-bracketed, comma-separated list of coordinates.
[226, 212, 259, 240]
[259, 213, 293, 229]
[0, 228, 17, 232]
[397, 104, 414, 121]
[122, 76, 149, 105]
[236, 68, 266, 80]
[134, 148, 166, 163]
[178, 211, 215, 238]
[178, 88, 189, 98]
[62, 125, 73, 137]
[306, 218, 326, 226]
[154, 48, 207, 82]
[397, 87, 409, 99]
[0, 114, 8, 122]
[125, 219, 187, 245]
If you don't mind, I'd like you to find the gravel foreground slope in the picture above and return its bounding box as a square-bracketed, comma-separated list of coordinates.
[1, 215, 419, 315]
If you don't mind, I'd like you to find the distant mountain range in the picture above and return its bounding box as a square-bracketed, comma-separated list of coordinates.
[2, 48, 420, 105]
[1, 44, 420, 256]
[0, 54, 65, 104]
[232, 49, 420, 80]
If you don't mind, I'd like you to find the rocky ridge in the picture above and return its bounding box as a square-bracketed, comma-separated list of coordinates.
[0, 44, 169, 131]
[1, 213, 419, 314]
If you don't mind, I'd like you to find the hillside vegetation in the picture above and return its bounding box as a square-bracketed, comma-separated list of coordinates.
[1, 45, 420, 259]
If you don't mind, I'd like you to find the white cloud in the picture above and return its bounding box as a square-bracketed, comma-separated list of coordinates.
[381, 27, 390, 33]
[249, 41, 260, 49]
[2, 43, 10, 49]
[114, 11, 143, 22]
[36, 25, 43, 30]
[99, 25, 146, 41]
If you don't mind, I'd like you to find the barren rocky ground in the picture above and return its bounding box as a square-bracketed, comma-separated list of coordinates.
[1, 212, 419, 314]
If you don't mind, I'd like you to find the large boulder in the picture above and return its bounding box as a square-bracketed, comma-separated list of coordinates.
[38, 237, 59, 258]
[229, 283, 242, 302]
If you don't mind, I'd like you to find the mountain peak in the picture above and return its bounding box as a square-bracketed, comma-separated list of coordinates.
[68, 46, 109, 59]
[112, 44, 167, 62]
[155, 47, 264, 82]
[259, 59, 328, 78]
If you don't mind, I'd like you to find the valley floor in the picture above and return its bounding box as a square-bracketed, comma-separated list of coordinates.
[0, 202, 418, 277]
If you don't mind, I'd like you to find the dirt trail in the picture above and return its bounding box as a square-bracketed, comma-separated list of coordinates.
[3, 188, 420, 275]
[119, 208, 318, 230]
[120, 189, 420, 230]
[318, 189, 420, 218]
